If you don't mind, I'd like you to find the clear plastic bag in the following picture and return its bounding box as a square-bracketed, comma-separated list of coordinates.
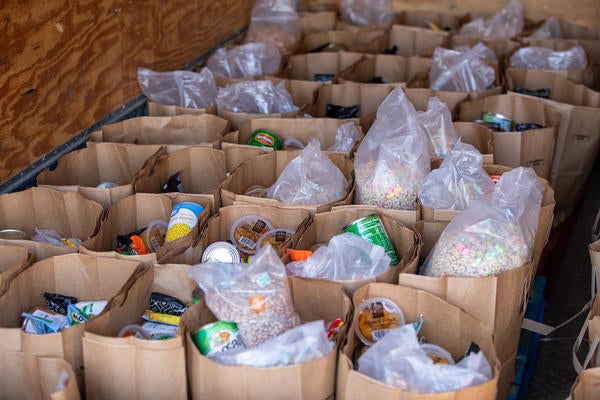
[458, 0, 524, 40]
[416, 97, 460, 157]
[453, 42, 498, 63]
[429, 47, 496, 92]
[528, 17, 562, 39]
[137, 67, 217, 108]
[286, 232, 391, 280]
[358, 325, 492, 393]
[188, 245, 300, 347]
[418, 142, 495, 210]
[215, 80, 298, 114]
[266, 139, 348, 204]
[31, 228, 82, 248]
[354, 87, 430, 211]
[206, 42, 282, 78]
[340, 0, 395, 26]
[245, 0, 301, 57]
[422, 167, 544, 277]
[212, 320, 333, 367]
[509, 45, 588, 70]
[327, 122, 362, 152]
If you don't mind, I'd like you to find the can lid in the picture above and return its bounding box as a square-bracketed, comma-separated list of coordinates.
[355, 297, 405, 346]
[202, 241, 241, 264]
[0, 229, 27, 240]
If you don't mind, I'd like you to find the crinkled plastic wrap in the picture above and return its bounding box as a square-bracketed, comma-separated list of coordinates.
[212, 321, 333, 367]
[245, 0, 300, 57]
[416, 97, 460, 157]
[327, 122, 362, 152]
[266, 139, 348, 204]
[509, 45, 588, 70]
[358, 325, 493, 393]
[215, 80, 298, 114]
[528, 17, 562, 39]
[422, 167, 544, 277]
[459, 0, 524, 40]
[453, 42, 498, 63]
[206, 42, 282, 78]
[418, 142, 495, 210]
[340, 0, 395, 26]
[429, 47, 496, 93]
[137, 67, 217, 108]
[188, 245, 300, 347]
[354, 87, 430, 211]
[286, 232, 391, 280]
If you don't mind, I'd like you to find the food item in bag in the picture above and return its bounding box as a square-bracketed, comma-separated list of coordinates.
[161, 171, 183, 193]
[326, 103, 361, 119]
[149, 292, 188, 316]
[343, 214, 399, 265]
[356, 297, 405, 345]
[421, 343, 455, 364]
[66, 301, 108, 326]
[202, 241, 242, 263]
[248, 129, 283, 150]
[44, 293, 78, 315]
[143, 220, 168, 253]
[165, 202, 204, 242]
[193, 321, 246, 358]
[22, 308, 67, 334]
[257, 229, 294, 251]
[513, 86, 550, 99]
[230, 216, 274, 255]
[482, 112, 513, 132]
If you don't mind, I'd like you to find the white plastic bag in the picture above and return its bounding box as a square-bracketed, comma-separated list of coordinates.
[354, 87, 430, 210]
[429, 47, 496, 92]
[212, 320, 333, 367]
[266, 139, 348, 204]
[215, 80, 298, 114]
[327, 122, 362, 152]
[206, 42, 282, 78]
[453, 42, 498, 63]
[509, 45, 588, 70]
[422, 167, 544, 277]
[137, 67, 217, 108]
[416, 97, 460, 157]
[340, 0, 395, 26]
[418, 142, 495, 210]
[188, 245, 301, 347]
[528, 17, 562, 39]
[245, 0, 300, 56]
[286, 232, 391, 280]
[358, 325, 492, 393]
[459, 0, 524, 39]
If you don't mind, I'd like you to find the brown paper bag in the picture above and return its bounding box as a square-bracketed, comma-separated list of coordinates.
[37, 143, 162, 209]
[450, 36, 521, 58]
[337, 283, 500, 400]
[571, 367, 600, 400]
[388, 24, 449, 57]
[286, 207, 422, 295]
[397, 9, 467, 32]
[299, 10, 337, 34]
[217, 107, 301, 131]
[0, 245, 30, 284]
[404, 88, 471, 118]
[332, 204, 420, 229]
[146, 101, 217, 117]
[453, 122, 495, 164]
[0, 352, 81, 400]
[80, 193, 210, 266]
[299, 30, 389, 54]
[299, 0, 338, 12]
[0, 254, 145, 393]
[87, 114, 230, 149]
[181, 277, 351, 400]
[458, 93, 561, 180]
[200, 204, 313, 260]
[0, 188, 103, 259]
[505, 68, 600, 223]
[222, 117, 363, 158]
[337, 54, 433, 86]
[219, 150, 354, 214]
[132, 146, 229, 214]
[281, 52, 365, 83]
[83, 264, 196, 400]
[263, 76, 326, 110]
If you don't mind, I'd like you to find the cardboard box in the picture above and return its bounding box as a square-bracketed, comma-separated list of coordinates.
[181, 277, 351, 400]
[458, 93, 561, 180]
[505, 68, 600, 223]
[219, 150, 355, 214]
[88, 114, 230, 148]
[132, 146, 229, 214]
[299, 30, 389, 54]
[80, 193, 210, 266]
[0, 254, 145, 393]
[0, 352, 81, 400]
[146, 101, 217, 117]
[83, 264, 195, 400]
[0, 188, 103, 260]
[37, 143, 162, 209]
[287, 206, 422, 295]
[337, 283, 500, 400]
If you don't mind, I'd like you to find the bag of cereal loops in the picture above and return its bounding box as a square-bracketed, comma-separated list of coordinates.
[354, 87, 431, 211]
[421, 167, 543, 277]
[188, 244, 300, 347]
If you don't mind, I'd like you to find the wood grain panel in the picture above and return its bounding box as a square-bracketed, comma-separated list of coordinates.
[0, 0, 253, 182]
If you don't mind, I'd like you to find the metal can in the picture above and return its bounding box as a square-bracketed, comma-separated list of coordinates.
[343, 214, 399, 265]
[193, 321, 246, 357]
[202, 241, 241, 263]
[0, 229, 27, 240]
[165, 202, 204, 243]
[248, 129, 282, 150]
[482, 112, 513, 132]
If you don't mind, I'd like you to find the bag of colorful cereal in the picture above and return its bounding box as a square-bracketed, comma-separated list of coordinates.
[354, 87, 430, 211]
[422, 167, 543, 277]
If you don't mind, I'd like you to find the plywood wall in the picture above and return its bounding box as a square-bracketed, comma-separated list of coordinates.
[0, 0, 253, 182]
